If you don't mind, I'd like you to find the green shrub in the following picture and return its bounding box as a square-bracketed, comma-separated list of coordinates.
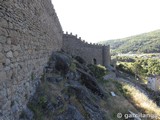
[70, 62, 77, 72]
[88, 64, 108, 78]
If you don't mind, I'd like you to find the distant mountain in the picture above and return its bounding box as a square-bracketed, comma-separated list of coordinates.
[99, 30, 160, 54]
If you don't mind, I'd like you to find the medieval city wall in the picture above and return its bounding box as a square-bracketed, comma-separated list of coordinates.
[62, 33, 110, 66]
[0, 0, 63, 119]
[0, 0, 111, 119]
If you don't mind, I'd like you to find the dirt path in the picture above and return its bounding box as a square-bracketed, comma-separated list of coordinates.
[117, 77, 149, 97]
[103, 72, 149, 97]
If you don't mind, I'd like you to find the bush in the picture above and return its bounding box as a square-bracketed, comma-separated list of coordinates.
[88, 64, 108, 78]
[116, 63, 134, 75]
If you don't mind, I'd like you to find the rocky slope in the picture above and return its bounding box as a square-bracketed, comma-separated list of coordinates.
[20, 52, 107, 120]
[19, 52, 139, 120]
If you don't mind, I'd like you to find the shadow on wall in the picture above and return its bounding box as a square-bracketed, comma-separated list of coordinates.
[93, 58, 97, 65]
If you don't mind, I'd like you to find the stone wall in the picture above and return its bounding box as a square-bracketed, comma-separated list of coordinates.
[0, 0, 63, 119]
[62, 32, 110, 66]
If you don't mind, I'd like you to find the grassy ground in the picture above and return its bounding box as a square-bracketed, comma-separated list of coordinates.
[117, 62, 148, 84]
[27, 61, 160, 120]
[97, 79, 139, 120]
[98, 76, 160, 120]
[121, 83, 160, 119]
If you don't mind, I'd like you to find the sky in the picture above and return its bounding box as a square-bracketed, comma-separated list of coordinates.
[52, 0, 160, 43]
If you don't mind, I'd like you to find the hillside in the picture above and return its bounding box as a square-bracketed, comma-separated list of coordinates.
[18, 52, 160, 120]
[21, 52, 139, 120]
[99, 29, 160, 54]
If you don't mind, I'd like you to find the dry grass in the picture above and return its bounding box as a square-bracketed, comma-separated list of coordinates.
[98, 80, 139, 120]
[122, 83, 160, 118]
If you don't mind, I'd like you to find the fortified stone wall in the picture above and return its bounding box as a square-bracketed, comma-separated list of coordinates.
[0, 0, 63, 119]
[62, 32, 110, 66]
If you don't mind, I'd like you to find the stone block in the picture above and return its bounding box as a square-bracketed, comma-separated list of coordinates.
[0, 71, 7, 81]
[3, 45, 11, 52]
[6, 51, 13, 58]
[0, 0, 63, 119]
[6, 38, 11, 45]
[13, 51, 19, 57]
[0, 19, 8, 28]
[6, 70, 13, 80]
[4, 66, 10, 71]
[12, 45, 21, 51]
[0, 53, 5, 63]
[0, 36, 7, 44]
[0, 63, 3, 70]
[5, 59, 11, 66]
[0, 43, 2, 51]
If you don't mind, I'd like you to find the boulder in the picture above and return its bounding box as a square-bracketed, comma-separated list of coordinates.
[27, 52, 106, 120]
[74, 56, 86, 64]
[66, 82, 105, 120]
[77, 68, 104, 97]
[51, 52, 71, 74]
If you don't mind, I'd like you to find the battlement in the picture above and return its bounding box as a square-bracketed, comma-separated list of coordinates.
[63, 32, 82, 41]
[63, 32, 109, 48]
[0, 1, 111, 119]
[62, 32, 110, 67]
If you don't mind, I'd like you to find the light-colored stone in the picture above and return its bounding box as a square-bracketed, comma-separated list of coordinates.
[110, 91, 116, 97]
[13, 51, 19, 57]
[3, 45, 11, 52]
[10, 64, 14, 68]
[6, 51, 13, 58]
[4, 66, 10, 71]
[0, 36, 7, 44]
[5, 59, 11, 66]
[147, 76, 160, 91]
[12, 45, 21, 51]
[6, 70, 13, 79]
[0, 19, 8, 28]
[6, 38, 11, 45]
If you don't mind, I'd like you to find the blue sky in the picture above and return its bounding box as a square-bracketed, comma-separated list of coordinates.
[52, 0, 160, 43]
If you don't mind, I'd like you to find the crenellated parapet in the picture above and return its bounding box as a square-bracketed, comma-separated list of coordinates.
[63, 32, 109, 48]
[62, 32, 111, 67]
[63, 31, 82, 41]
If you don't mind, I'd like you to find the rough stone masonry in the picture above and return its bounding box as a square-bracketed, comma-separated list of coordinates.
[0, 0, 110, 119]
[62, 32, 110, 67]
[0, 0, 62, 119]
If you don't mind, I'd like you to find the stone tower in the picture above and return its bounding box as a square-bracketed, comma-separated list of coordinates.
[102, 45, 111, 67]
